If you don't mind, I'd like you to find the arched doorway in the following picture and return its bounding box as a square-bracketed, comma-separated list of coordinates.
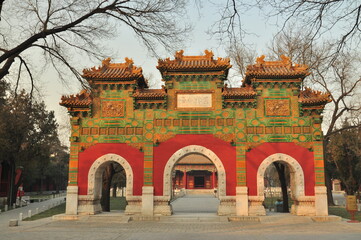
[85, 153, 134, 214]
[254, 153, 315, 216]
[163, 145, 227, 215]
[100, 162, 127, 212]
[263, 161, 292, 213]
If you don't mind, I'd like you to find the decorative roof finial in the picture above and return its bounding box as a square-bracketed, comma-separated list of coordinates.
[102, 57, 111, 67]
[175, 50, 184, 60]
[256, 55, 266, 65]
[204, 50, 214, 59]
[280, 55, 291, 65]
[124, 57, 134, 71]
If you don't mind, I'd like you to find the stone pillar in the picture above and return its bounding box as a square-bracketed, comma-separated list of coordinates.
[142, 186, 154, 216]
[236, 186, 249, 216]
[65, 185, 78, 215]
[315, 186, 328, 216]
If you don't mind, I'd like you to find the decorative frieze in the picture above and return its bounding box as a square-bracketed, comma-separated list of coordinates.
[81, 127, 143, 136]
[101, 100, 125, 117]
[246, 125, 311, 135]
[154, 118, 234, 127]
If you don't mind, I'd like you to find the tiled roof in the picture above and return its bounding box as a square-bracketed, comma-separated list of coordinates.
[133, 89, 167, 99]
[177, 154, 213, 164]
[60, 90, 92, 108]
[222, 85, 257, 99]
[157, 50, 231, 72]
[299, 87, 331, 105]
[83, 58, 146, 84]
[245, 55, 310, 80]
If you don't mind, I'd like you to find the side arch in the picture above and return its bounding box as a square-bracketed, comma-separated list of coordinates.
[163, 145, 226, 198]
[87, 153, 134, 199]
[257, 153, 305, 199]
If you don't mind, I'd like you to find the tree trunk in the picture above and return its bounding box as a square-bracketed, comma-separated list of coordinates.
[112, 184, 117, 197]
[100, 164, 114, 212]
[273, 162, 289, 213]
[7, 161, 15, 207]
[325, 167, 335, 205]
[323, 140, 335, 206]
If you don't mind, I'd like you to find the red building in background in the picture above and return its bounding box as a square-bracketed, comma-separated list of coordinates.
[173, 154, 217, 191]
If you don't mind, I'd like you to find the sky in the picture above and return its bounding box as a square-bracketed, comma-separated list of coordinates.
[19, 2, 281, 145]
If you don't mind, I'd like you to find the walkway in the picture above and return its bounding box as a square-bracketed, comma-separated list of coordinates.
[2, 212, 361, 240]
[0, 195, 66, 228]
[171, 194, 219, 214]
[1, 194, 360, 240]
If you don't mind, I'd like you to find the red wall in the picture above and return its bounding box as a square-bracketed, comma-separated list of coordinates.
[78, 143, 144, 195]
[153, 134, 237, 196]
[246, 142, 315, 196]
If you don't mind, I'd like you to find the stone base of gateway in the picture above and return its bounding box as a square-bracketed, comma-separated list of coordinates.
[67, 186, 328, 217]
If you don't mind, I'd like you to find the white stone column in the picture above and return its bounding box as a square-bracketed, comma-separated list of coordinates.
[142, 186, 154, 216]
[236, 186, 249, 216]
[315, 186, 328, 216]
[65, 186, 78, 215]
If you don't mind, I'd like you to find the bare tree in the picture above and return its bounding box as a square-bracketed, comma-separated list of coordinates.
[227, 40, 256, 81]
[0, 0, 190, 92]
[262, 0, 361, 54]
[210, 0, 254, 45]
[215, 1, 361, 56]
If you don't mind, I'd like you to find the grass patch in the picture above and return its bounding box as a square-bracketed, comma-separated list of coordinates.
[29, 195, 52, 200]
[110, 197, 127, 210]
[329, 206, 361, 221]
[24, 203, 65, 221]
[264, 196, 293, 210]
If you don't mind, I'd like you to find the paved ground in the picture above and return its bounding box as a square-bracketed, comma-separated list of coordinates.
[1, 213, 361, 240]
[171, 194, 219, 214]
[1, 194, 360, 240]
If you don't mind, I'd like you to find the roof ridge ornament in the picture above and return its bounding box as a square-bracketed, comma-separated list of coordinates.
[124, 57, 134, 72]
[102, 57, 111, 68]
[175, 50, 184, 61]
[256, 55, 266, 65]
[157, 50, 231, 73]
[280, 55, 291, 66]
[204, 49, 214, 59]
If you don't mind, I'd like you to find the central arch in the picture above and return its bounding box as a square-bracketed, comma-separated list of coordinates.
[163, 145, 226, 199]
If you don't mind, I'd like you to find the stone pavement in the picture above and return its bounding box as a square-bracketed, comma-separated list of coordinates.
[1, 213, 361, 240]
[1, 194, 360, 240]
[171, 194, 219, 214]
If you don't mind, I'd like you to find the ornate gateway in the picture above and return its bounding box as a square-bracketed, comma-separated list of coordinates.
[61, 50, 330, 216]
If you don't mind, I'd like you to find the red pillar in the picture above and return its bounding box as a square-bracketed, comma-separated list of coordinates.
[183, 170, 187, 189]
[212, 171, 216, 188]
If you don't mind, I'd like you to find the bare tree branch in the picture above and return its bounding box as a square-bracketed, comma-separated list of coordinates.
[0, 0, 190, 90]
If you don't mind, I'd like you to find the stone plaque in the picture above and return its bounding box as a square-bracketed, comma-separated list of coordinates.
[265, 99, 290, 116]
[102, 101, 125, 117]
[346, 195, 357, 211]
[177, 93, 212, 109]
